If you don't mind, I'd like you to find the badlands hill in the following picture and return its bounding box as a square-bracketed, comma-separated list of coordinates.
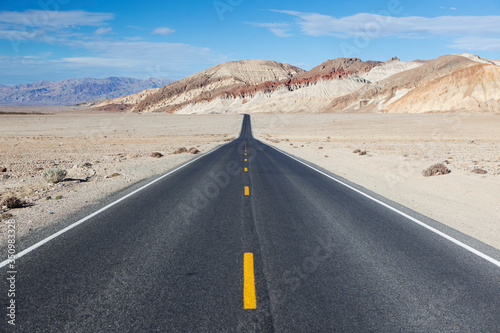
[97, 60, 304, 112]
[0, 77, 173, 106]
[95, 53, 500, 114]
[325, 54, 500, 113]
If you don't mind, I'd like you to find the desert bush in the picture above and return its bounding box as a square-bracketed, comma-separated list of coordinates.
[110, 173, 121, 177]
[173, 147, 188, 154]
[0, 167, 6, 172]
[43, 168, 67, 183]
[151, 152, 163, 158]
[471, 168, 487, 174]
[55, 195, 63, 200]
[422, 163, 451, 177]
[43, 168, 66, 182]
[359, 150, 367, 156]
[2, 197, 23, 209]
[188, 147, 200, 154]
[353, 149, 361, 154]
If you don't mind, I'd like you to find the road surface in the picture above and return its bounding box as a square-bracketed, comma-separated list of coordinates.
[2, 115, 500, 332]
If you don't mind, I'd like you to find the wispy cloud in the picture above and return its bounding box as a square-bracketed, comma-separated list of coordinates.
[0, 10, 220, 82]
[448, 37, 500, 51]
[0, 10, 114, 27]
[94, 27, 112, 35]
[270, 11, 500, 38]
[152, 27, 176, 35]
[245, 22, 293, 37]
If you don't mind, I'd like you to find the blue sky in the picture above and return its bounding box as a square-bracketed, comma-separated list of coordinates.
[1, 0, 500, 84]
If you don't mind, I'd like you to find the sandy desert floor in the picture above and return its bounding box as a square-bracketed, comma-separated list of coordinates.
[252, 113, 500, 250]
[0, 111, 241, 246]
[1, 111, 499, 251]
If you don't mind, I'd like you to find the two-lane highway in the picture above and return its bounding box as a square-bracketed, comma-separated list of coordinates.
[2, 115, 499, 332]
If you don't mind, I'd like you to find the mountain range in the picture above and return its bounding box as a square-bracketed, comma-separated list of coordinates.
[2, 53, 499, 113]
[94, 53, 500, 114]
[0, 77, 174, 106]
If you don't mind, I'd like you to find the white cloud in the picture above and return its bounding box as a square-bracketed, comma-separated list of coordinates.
[0, 39, 220, 83]
[152, 27, 176, 35]
[268, 11, 500, 38]
[448, 37, 500, 51]
[95, 27, 112, 35]
[0, 10, 114, 27]
[0, 10, 221, 82]
[269, 28, 292, 38]
[245, 22, 293, 37]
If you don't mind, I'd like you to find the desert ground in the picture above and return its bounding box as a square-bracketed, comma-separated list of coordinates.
[252, 113, 500, 250]
[0, 110, 241, 245]
[1, 110, 499, 251]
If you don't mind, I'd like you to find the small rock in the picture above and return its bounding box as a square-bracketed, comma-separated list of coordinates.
[0, 167, 6, 172]
[151, 152, 164, 158]
[471, 168, 487, 174]
[318, 147, 324, 150]
[188, 147, 200, 154]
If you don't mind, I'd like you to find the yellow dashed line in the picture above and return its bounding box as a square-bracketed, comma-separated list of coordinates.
[243, 253, 257, 309]
[245, 159, 247, 162]
[244, 186, 250, 196]
[244, 167, 248, 172]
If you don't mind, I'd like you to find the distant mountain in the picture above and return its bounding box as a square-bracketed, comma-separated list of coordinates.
[0, 77, 174, 106]
[93, 53, 500, 114]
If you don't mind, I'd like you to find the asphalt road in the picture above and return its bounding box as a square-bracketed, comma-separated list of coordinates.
[2, 114, 500, 332]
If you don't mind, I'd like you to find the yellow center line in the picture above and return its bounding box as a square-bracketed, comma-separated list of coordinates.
[245, 159, 247, 162]
[244, 186, 250, 196]
[243, 252, 257, 309]
[244, 167, 248, 172]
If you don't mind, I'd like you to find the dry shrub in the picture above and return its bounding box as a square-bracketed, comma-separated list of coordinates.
[188, 147, 200, 154]
[110, 173, 121, 178]
[359, 151, 367, 156]
[353, 149, 361, 154]
[173, 147, 188, 154]
[318, 146, 324, 150]
[2, 197, 23, 209]
[42, 168, 67, 183]
[1, 213, 13, 220]
[471, 168, 487, 174]
[0, 167, 6, 172]
[422, 163, 451, 177]
[151, 152, 163, 158]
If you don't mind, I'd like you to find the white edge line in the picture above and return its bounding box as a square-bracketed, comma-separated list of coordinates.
[261, 141, 500, 268]
[0, 144, 227, 269]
